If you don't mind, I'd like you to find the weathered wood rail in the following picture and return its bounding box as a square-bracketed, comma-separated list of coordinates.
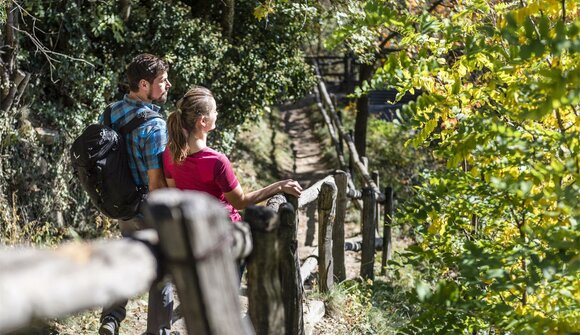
[305, 55, 357, 93]
[0, 232, 158, 333]
[311, 66, 397, 281]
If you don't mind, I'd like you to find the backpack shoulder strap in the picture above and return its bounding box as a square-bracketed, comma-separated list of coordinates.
[119, 110, 162, 135]
[103, 104, 114, 127]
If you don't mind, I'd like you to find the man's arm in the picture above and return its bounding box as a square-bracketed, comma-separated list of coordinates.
[148, 168, 167, 192]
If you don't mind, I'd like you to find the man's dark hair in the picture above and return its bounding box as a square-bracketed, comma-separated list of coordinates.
[126, 53, 170, 92]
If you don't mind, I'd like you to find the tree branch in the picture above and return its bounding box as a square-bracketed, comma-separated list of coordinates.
[9, 24, 94, 82]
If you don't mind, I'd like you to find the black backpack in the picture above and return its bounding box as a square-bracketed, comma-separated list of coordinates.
[70, 105, 162, 220]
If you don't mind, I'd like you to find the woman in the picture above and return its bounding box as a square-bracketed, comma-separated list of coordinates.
[163, 86, 302, 222]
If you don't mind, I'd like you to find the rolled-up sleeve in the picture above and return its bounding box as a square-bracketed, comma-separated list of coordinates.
[142, 120, 167, 170]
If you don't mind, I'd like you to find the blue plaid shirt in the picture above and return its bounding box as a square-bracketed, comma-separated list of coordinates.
[99, 95, 167, 188]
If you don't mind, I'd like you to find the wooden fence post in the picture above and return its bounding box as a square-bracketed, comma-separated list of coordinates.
[348, 129, 355, 178]
[267, 194, 304, 335]
[333, 171, 348, 282]
[318, 181, 337, 292]
[381, 187, 394, 275]
[337, 110, 344, 157]
[279, 200, 304, 335]
[144, 189, 253, 335]
[361, 186, 376, 280]
[358, 156, 368, 229]
[372, 170, 381, 232]
[244, 205, 284, 335]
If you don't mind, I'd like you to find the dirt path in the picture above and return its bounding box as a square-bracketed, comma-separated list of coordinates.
[280, 101, 363, 335]
[280, 101, 362, 282]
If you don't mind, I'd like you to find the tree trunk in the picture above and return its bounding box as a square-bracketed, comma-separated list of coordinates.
[1, 2, 18, 112]
[221, 0, 235, 41]
[181, 0, 234, 39]
[354, 63, 373, 157]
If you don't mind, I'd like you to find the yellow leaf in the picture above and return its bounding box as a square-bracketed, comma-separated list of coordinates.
[254, 3, 274, 21]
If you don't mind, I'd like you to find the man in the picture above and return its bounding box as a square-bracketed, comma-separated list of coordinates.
[99, 53, 175, 335]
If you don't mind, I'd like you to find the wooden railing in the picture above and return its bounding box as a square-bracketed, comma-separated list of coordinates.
[311, 65, 396, 279]
[305, 55, 357, 93]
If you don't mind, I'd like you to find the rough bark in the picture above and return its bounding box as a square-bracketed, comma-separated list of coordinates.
[244, 206, 284, 335]
[354, 63, 374, 157]
[144, 189, 252, 335]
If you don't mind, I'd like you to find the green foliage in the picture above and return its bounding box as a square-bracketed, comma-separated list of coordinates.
[0, 0, 7, 23]
[331, 0, 580, 333]
[339, 101, 435, 200]
[367, 116, 434, 199]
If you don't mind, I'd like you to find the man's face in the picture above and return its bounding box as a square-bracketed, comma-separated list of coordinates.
[147, 71, 171, 103]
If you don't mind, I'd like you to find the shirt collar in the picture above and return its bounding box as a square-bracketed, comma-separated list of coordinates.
[123, 94, 161, 112]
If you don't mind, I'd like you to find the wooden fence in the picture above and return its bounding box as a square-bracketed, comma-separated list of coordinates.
[0, 190, 255, 335]
[311, 68, 396, 279]
[305, 55, 357, 93]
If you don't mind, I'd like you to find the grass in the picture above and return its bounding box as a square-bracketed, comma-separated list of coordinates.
[308, 239, 420, 335]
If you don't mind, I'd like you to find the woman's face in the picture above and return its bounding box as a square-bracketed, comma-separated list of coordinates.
[205, 98, 218, 131]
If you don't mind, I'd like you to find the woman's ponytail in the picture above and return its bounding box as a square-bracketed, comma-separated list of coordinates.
[167, 109, 189, 164]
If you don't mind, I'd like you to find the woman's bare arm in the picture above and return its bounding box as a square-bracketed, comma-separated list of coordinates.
[165, 178, 176, 187]
[224, 179, 302, 210]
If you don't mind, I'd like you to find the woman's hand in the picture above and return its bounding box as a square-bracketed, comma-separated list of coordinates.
[279, 179, 302, 197]
[226, 179, 303, 210]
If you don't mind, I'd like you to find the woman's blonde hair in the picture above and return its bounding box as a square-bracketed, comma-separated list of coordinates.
[166, 86, 215, 163]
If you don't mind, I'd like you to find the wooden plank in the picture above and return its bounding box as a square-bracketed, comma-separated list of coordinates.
[318, 180, 337, 293]
[360, 187, 376, 280]
[0, 233, 158, 334]
[344, 133, 386, 203]
[313, 83, 347, 170]
[231, 220, 253, 260]
[144, 189, 252, 335]
[266, 193, 286, 213]
[333, 171, 347, 282]
[299, 252, 319, 286]
[244, 206, 284, 335]
[297, 175, 335, 209]
[372, 170, 382, 237]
